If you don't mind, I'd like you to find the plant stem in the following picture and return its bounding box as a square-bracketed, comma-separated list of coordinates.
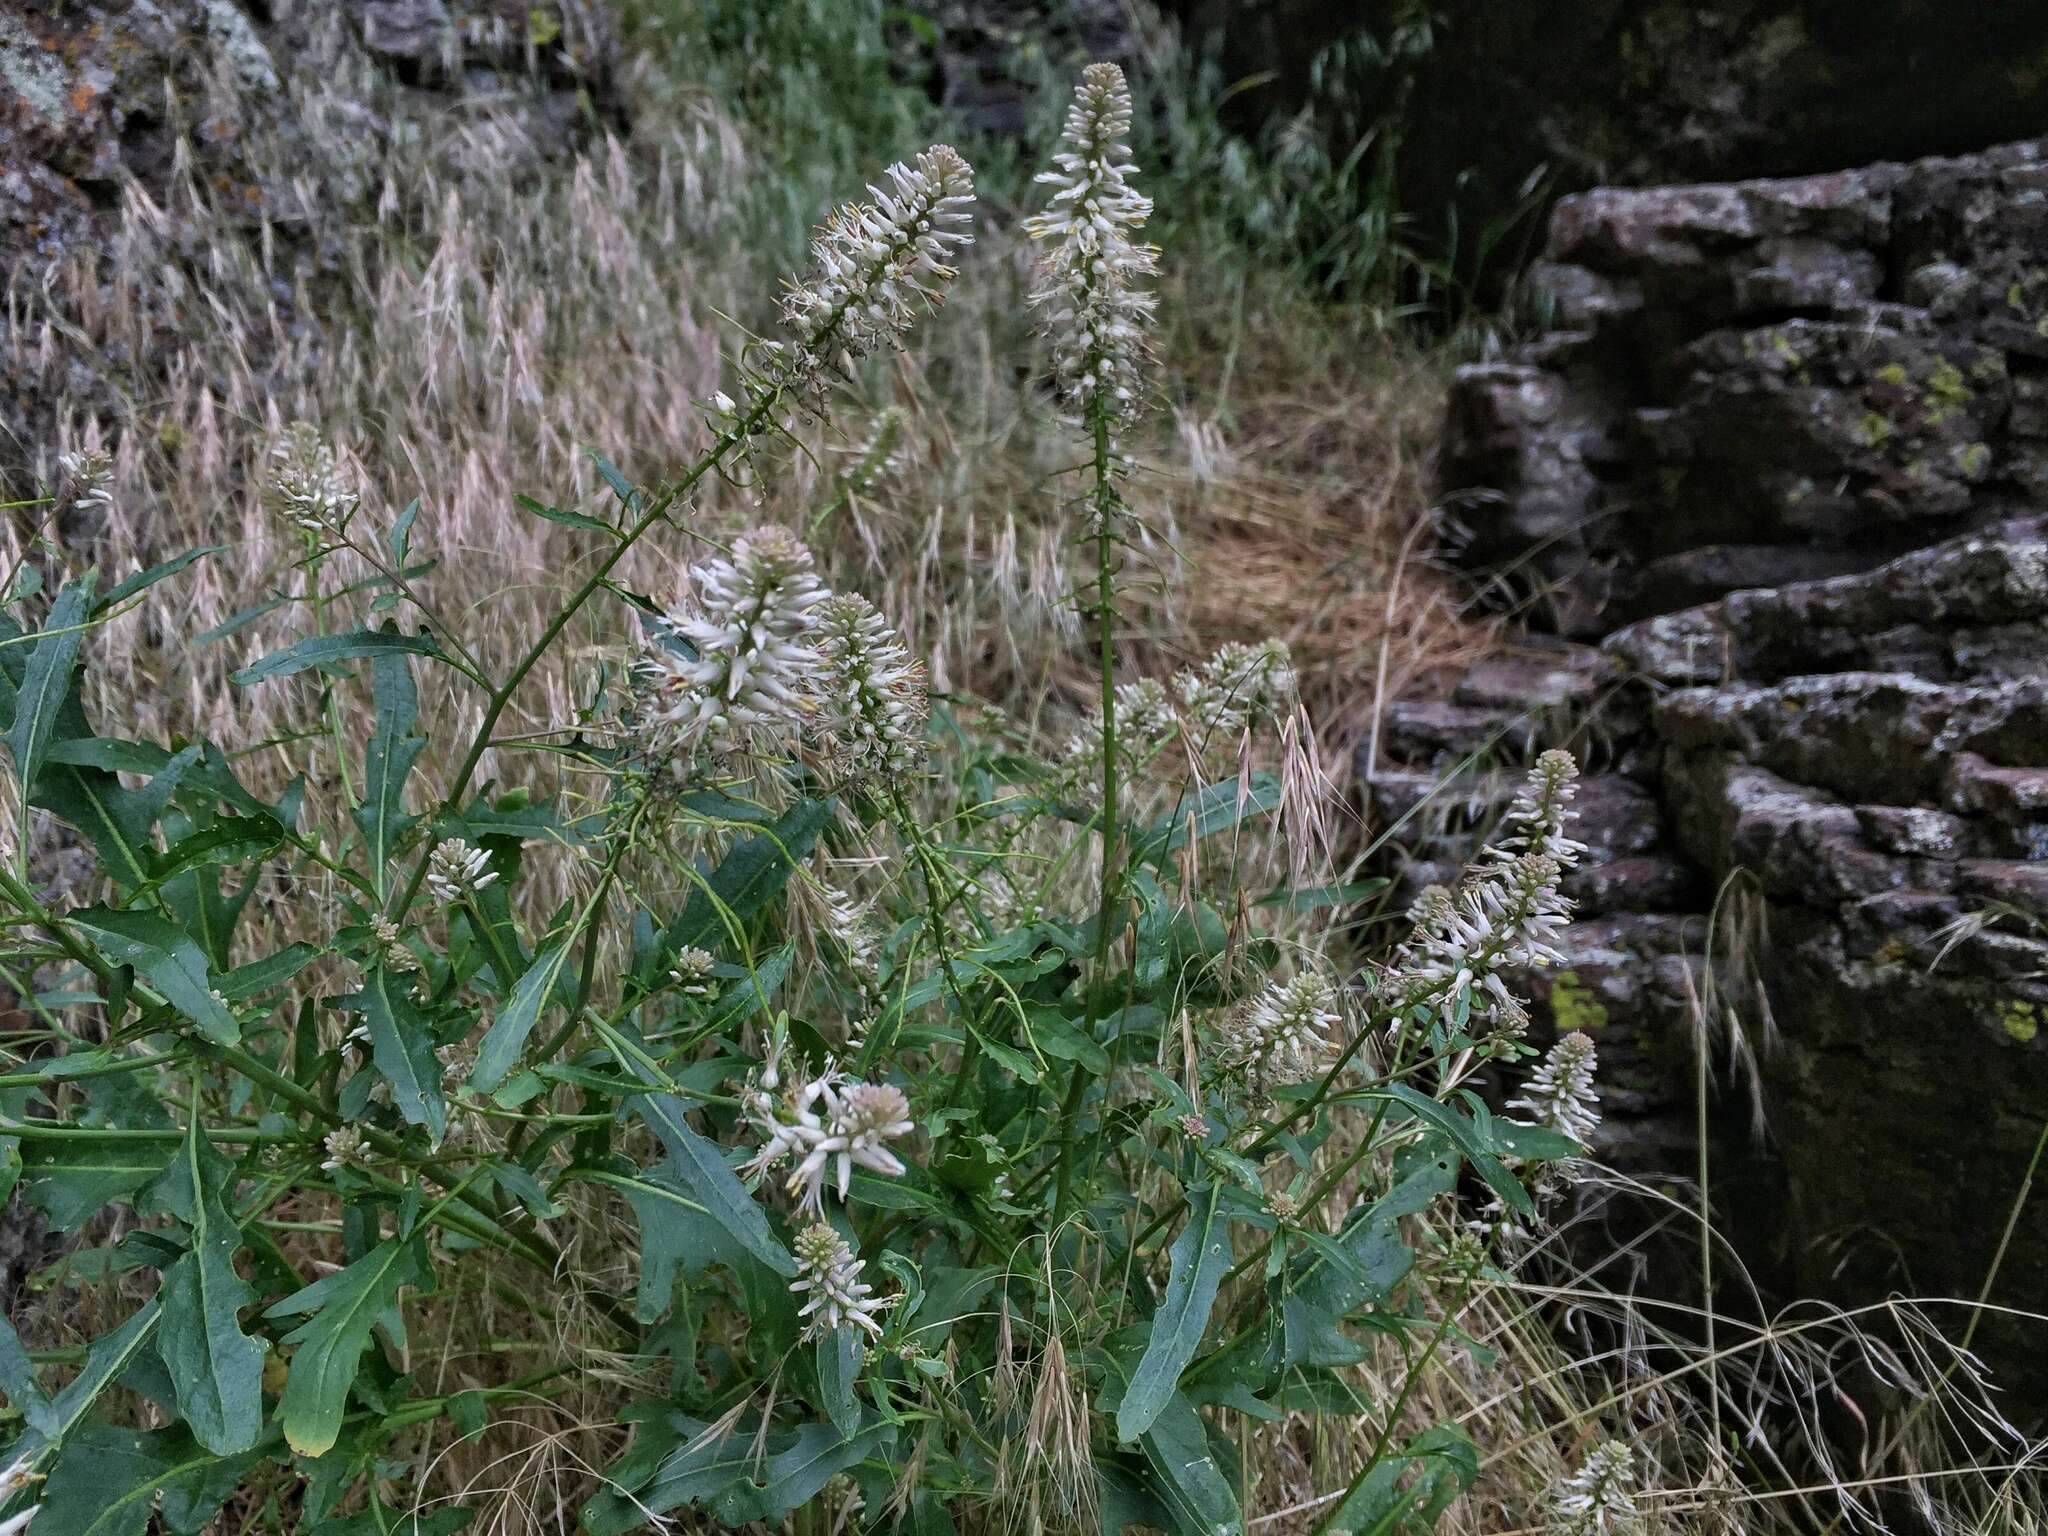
[1052, 408, 1121, 1221]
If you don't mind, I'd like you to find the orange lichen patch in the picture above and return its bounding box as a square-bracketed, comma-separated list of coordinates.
[68, 79, 96, 115]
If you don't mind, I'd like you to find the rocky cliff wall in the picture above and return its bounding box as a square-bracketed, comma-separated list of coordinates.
[1379, 138, 2048, 1383]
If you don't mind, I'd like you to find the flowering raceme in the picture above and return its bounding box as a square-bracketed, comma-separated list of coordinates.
[811, 592, 928, 787]
[1176, 639, 1297, 743]
[1025, 62, 1158, 424]
[637, 528, 830, 759]
[781, 145, 975, 384]
[1393, 751, 1583, 1037]
[1219, 970, 1343, 1090]
[1510, 1029, 1602, 1146]
[791, 1222, 893, 1341]
[266, 419, 357, 533]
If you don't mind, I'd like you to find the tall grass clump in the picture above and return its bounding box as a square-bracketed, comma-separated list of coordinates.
[0, 43, 2037, 1536]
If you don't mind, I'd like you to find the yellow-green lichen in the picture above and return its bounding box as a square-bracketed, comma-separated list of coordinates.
[1857, 410, 1893, 448]
[1924, 358, 1973, 425]
[1997, 999, 2040, 1043]
[1548, 971, 1608, 1034]
[1959, 442, 1992, 478]
[1874, 362, 1911, 387]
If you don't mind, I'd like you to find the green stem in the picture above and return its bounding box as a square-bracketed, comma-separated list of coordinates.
[385, 391, 787, 925]
[1052, 407, 1122, 1222]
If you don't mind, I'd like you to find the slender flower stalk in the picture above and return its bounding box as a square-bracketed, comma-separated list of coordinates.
[1031, 62, 1161, 1220]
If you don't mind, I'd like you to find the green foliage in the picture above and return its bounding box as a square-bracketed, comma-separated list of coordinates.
[0, 72, 1593, 1536]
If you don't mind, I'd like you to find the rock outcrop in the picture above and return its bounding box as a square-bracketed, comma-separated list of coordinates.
[1381, 138, 2048, 1380]
[1167, 0, 2048, 300]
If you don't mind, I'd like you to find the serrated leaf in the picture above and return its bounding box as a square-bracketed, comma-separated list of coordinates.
[0, 1312, 53, 1435]
[1120, 1386, 1240, 1536]
[1130, 774, 1281, 869]
[467, 938, 572, 1096]
[664, 798, 832, 957]
[713, 1420, 890, 1525]
[67, 906, 238, 1042]
[579, 1408, 761, 1536]
[576, 1165, 721, 1322]
[628, 1089, 795, 1278]
[215, 942, 318, 1001]
[1373, 1084, 1533, 1215]
[355, 966, 447, 1141]
[6, 575, 96, 798]
[229, 628, 442, 686]
[355, 648, 426, 897]
[34, 1422, 261, 1536]
[152, 1117, 265, 1454]
[319, 1505, 474, 1536]
[266, 1235, 431, 1456]
[20, 1140, 175, 1230]
[1118, 1183, 1232, 1442]
[1325, 1422, 1476, 1536]
[1282, 1148, 1455, 1368]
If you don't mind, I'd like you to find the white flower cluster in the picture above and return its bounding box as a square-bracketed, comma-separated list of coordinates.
[1549, 1440, 1639, 1536]
[791, 1221, 893, 1341]
[1175, 640, 1297, 743]
[320, 1124, 368, 1173]
[781, 145, 975, 382]
[0, 1449, 38, 1536]
[669, 945, 717, 997]
[1054, 677, 1178, 796]
[266, 420, 357, 534]
[368, 916, 418, 973]
[426, 839, 497, 906]
[633, 531, 932, 779]
[1219, 971, 1342, 1089]
[1025, 63, 1159, 423]
[1056, 638, 1296, 794]
[1393, 751, 1583, 1037]
[810, 592, 929, 786]
[1509, 1029, 1602, 1147]
[58, 447, 114, 514]
[744, 1051, 915, 1217]
[637, 528, 830, 758]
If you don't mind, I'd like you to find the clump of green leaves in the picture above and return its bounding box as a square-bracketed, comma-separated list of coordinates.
[0, 67, 1592, 1536]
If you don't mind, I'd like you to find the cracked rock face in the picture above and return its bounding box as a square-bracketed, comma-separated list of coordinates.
[0, 1, 619, 277]
[1387, 136, 2048, 1386]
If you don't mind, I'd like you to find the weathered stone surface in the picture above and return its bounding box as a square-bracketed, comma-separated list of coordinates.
[0, 1, 618, 277]
[1441, 138, 2048, 634]
[1167, 1, 2048, 307]
[1399, 138, 2048, 1389]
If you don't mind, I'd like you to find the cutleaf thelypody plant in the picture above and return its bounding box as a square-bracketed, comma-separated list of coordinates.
[0, 71, 1601, 1535]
